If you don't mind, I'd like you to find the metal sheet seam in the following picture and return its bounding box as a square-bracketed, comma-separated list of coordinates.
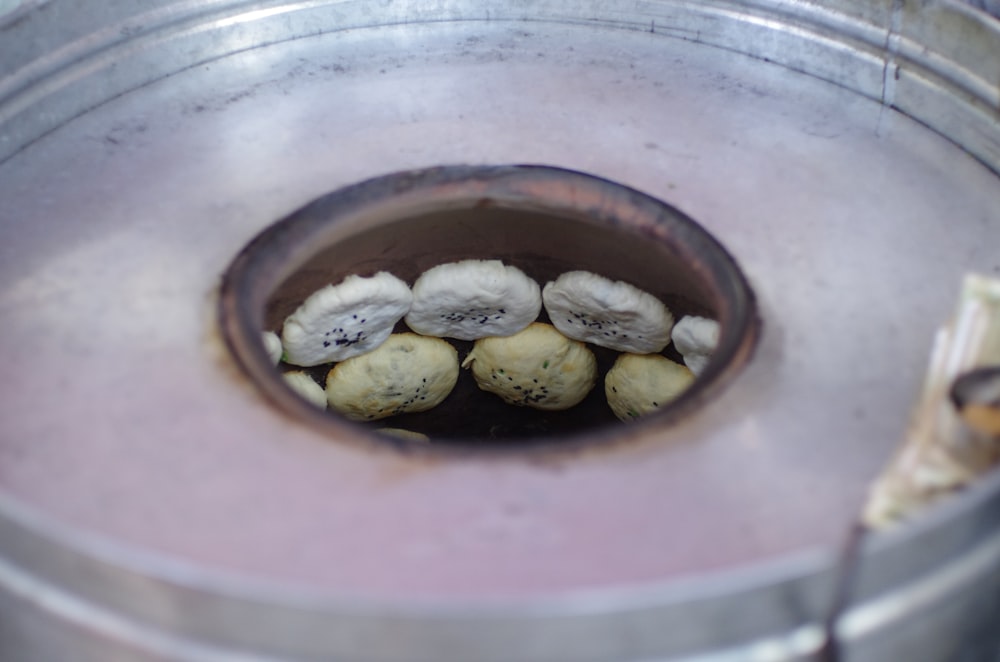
[876, 0, 904, 135]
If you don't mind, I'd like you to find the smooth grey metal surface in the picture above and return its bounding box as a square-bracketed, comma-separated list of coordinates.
[1, 1, 999, 660]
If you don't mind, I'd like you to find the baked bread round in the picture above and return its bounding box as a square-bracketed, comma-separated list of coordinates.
[671, 316, 720, 376]
[542, 270, 674, 354]
[376, 428, 431, 443]
[325, 333, 458, 421]
[461, 323, 597, 410]
[281, 272, 412, 367]
[281, 371, 327, 409]
[405, 259, 541, 340]
[605, 353, 694, 422]
[262, 331, 283, 365]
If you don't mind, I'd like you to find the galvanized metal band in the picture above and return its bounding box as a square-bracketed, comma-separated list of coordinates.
[1, 1, 998, 170]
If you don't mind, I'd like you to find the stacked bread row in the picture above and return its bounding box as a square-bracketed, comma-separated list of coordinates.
[261, 260, 719, 426]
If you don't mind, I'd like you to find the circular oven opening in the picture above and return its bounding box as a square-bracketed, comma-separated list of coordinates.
[219, 165, 758, 448]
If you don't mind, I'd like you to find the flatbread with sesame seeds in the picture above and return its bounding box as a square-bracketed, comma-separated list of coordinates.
[604, 353, 694, 422]
[404, 259, 541, 341]
[542, 271, 674, 354]
[325, 334, 458, 421]
[461, 323, 596, 411]
[281, 272, 412, 367]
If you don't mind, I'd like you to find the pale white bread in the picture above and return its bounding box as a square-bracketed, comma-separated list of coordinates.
[542, 271, 674, 353]
[281, 371, 327, 408]
[461, 323, 597, 411]
[325, 333, 458, 421]
[281, 272, 412, 366]
[605, 353, 694, 422]
[405, 259, 541, 340]
[671, 316, 720, 376]
[262, 331, 283, 365]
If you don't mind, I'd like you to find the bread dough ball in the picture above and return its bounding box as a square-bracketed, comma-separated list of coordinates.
[542, 271, 674, 353]
[377, 428, 431, 443]
[605, 353, 694, 422]
[281, 371, 327, 408]
[671, 316, 720, 376]
[282, 272, 412, 367]
[461, 323, 597, 410]
[262, 331, 283, 365]
[326, 334, 458, 421]
[405, 259, 541, 340]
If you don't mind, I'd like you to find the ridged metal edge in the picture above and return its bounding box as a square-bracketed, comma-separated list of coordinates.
[0, 490, 837, 661]
[0, 1, 997, 170]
